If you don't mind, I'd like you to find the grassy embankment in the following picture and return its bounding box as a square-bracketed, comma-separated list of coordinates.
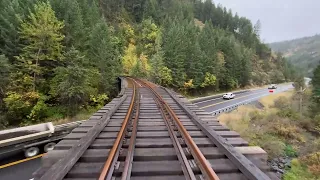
[49, 107, 99, 125]
[219, 90, 320, 180]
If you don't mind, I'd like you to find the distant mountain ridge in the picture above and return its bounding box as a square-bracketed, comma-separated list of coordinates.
[269, 34, 320, 76]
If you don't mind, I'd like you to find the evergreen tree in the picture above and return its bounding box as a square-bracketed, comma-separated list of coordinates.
[77, 0, 100, 33]
[143, 0, 161, 24]
[0, 0, 36, 60]
[149, 33, 172, 86]
[0, 0, 300, 125]
[16, 1, 64, 92]
[239, 48, 253, 86]
[198, 22, 218, 75]
[254, 19, 261, 39]
[88, 20, 121, 94]
[0, 55, 12, 104]
[312, 65, 320, 105]
[162, 18, 188, 87]
[50, 48, 99, 115]
[293, 74, 305, 91]
[138, 18, 160, 57]
[50, 0, 85, 50]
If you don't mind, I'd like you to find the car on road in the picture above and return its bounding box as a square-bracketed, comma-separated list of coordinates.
[222, 93, 235, 100]
[268, 84, 277, 89]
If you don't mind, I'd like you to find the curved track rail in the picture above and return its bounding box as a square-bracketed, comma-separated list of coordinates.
[34, 77, 276, 180]
[138, 79, 219, 180]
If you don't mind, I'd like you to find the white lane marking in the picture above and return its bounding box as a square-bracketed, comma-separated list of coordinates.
[208, 87, 293, 115]
[193, 96, 222, 105]
[194, 85, 291, 105]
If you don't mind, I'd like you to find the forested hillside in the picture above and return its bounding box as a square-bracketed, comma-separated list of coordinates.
[0, 0, 297, 127]
[269, 34, 320, 76]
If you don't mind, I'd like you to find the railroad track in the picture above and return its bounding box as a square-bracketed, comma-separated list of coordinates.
[33, 78, 278, 180]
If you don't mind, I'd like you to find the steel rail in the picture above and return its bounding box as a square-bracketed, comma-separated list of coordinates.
[99, 79, 137, 180]
[138, 79, 220, 180]
[144, 83, 197, 180]
[39, 97, 128, 180]
[121, 79, 140, 180]
[164, 87, 271, 180]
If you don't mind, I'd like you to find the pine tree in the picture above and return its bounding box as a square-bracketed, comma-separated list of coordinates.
[198, 22, 217, 74]
[16, 1, 64, 92]
[50, 48, 99, 115]
[88, 20, 121, 94]
[138, 18, 160, 57]
[143, 0, 159, 23]
[162, 18, 188, 88]
[312, 65, 320, 104]
[149, 33, 172, 86]
[0, 0, 36, 60]
[0, 55, 12, 104]
[77, 0, 100, 33]
[50, 0, 85, 50]
[254, 19, 261, 39]
[239, 47, 253, 86]
[184, 22, 204, 88]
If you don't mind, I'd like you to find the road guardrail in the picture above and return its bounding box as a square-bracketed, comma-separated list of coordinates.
[189, 90, 249, 104]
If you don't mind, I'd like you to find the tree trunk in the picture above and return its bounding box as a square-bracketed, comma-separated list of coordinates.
[34, 48, 42, 92]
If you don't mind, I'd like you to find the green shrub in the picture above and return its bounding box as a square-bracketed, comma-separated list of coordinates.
[285, 144, 298, 157]
[249, 110, 265, 122]
[270, 119, 305, 143]
[251, 133, 286, 158]
[299, 118, 314, 131]
[26, 94, 48, 123]
[284, 159, 318, 180]
[89, 94, 109, 108]
[45, 106, 66, 121]
[277, 108, 299, 119]
[273, 96, 290, 110]
[4, 91, 40, 125]
[0, 115, 8, 130]
[313, 115, 320, 133]
[300, 152, 320, 176]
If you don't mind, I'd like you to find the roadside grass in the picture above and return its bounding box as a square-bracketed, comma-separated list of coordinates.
[259, 91, 293, 108]
[218, 90, 320, 179]
[49, 107, 99, 125]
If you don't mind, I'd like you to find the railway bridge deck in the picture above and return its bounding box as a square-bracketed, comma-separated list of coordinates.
[33, 78, 278, 180]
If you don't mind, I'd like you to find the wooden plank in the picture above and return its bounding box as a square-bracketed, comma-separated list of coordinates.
[165, 88, 271, 180]
[235, 146, 267, 155]
[67, 163, 104, 178]
[217, 173, 247, 180]
[128, 176, 185, 180]
[38, 94, 128, 180]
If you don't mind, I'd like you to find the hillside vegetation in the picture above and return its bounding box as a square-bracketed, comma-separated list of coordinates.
[218, 63, 320, 179]
[219, 91, 320, 179]
[0, 0, 298, 127]
[269, 34, 320, 76]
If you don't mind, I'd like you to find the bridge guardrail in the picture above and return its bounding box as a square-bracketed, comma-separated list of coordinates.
[211, 86, 294, 116]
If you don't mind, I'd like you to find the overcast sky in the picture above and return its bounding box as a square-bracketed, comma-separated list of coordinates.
[213, 0, 320, 43]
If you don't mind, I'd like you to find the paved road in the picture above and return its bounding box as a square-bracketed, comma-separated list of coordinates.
[0, 84, 293, 180]
[0, 152, 42, 180]
[195, 84, 293, 113]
